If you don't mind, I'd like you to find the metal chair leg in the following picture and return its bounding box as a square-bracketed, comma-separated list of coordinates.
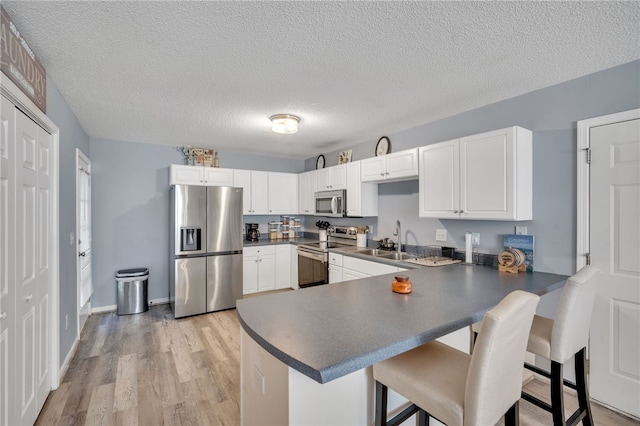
[375, 380, 388, 426]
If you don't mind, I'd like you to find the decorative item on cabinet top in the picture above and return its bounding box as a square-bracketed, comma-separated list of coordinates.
[338, 149, 352, 164]
[176, 146, 219, 167]
[376, 136, 391, 156]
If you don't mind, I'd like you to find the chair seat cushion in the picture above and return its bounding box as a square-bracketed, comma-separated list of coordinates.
[527, 315, 553, 359]
[373, 341, 470, 426]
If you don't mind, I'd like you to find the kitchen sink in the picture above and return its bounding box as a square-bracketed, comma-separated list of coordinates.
[376, 252, 415, 261]
[355, 248, 386, 256]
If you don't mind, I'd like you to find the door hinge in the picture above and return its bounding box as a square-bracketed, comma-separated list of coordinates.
[585, 253, 591, 265]
[585, 147, 591, 164]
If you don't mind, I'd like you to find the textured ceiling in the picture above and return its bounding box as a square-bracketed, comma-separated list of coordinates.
[3, 1, 639, 159]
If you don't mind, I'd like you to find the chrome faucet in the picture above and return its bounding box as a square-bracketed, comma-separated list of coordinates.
[393, 220, 401, 254]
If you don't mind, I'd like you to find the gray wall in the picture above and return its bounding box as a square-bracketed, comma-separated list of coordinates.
[45, 78, 90, 367]
[90, 140, 305, 307]
[305, 60, 640, 275]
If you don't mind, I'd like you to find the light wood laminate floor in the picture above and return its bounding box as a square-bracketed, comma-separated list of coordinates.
[36, 304, 638, 426]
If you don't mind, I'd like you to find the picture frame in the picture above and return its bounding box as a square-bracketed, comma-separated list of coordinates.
[338, 149, 352, 164]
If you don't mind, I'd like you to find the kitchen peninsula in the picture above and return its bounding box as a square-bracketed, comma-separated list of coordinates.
[236, 263, 567, 425]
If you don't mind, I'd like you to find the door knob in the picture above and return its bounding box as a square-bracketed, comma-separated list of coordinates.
[79, 251, 86, 257]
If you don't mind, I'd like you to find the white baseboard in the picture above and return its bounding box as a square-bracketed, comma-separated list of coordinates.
[58, 337, 79, 383]
[90, 297, 169, 314]
[91, 304, 116, 314]
[149, 297, 169, 306]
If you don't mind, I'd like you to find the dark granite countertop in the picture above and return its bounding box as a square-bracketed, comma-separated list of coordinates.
[236, 265, 567, 384]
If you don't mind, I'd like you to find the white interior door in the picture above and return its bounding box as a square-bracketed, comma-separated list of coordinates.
[588, 114, 640, 417]
[77, 149, 92, 332]
[15, 108, 39, 425]
[0, 94, 17, 426]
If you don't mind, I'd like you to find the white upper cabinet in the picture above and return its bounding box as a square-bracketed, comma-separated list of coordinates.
[316, 164, 347, 191]
[346, 161, 378, 217]
[419, 126, 532, 220]
[360, 148, 419, 182]
[298, 170, 317, 215]
[268, 172, 298, 214]
[170, 164, 234, 186]
[233, 169, 268, 214]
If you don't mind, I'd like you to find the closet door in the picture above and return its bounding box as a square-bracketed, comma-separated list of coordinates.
[0, 95, 16, 426]
[15, 110, 39, 425]
[35, 123, 52, 412]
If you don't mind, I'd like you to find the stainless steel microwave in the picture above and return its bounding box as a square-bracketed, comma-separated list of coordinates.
[314, 190, 346, 217]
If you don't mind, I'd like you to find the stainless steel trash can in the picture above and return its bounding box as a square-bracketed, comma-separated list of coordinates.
[115, 268, 149, 315]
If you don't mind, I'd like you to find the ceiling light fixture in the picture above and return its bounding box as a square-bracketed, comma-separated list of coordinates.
[271, 114, 300, 134]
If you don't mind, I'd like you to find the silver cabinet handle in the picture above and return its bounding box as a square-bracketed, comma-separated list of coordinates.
[25, 294, 33, 302]
[460, 210, 465, 213]
[0, 312, 6, 320]
[380, 173, 384, 177]
[453, 210, 458, 213]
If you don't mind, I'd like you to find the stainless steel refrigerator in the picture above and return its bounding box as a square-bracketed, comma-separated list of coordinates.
[169, 185, 243, 318]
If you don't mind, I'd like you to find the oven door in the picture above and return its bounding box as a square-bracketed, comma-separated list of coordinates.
[297, 247, 328, 288]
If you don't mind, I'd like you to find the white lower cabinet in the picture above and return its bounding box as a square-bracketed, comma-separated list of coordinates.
[275, 244, 293, 289]
[245, 244, 297, 294]
[331, 254, 405, 284]
[243, 246, 276, 294]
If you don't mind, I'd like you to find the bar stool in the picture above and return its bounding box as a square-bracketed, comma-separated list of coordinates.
[373, 290, 539, 426]
[522, 265, 602, 426]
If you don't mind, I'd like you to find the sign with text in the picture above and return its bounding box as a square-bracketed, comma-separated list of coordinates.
[0, 5, 46, 113]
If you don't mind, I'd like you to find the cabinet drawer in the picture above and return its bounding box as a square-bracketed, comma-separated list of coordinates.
[343, 256, 397, 276]
[244, 245, 276, 257]
[328, 253, 343, 266]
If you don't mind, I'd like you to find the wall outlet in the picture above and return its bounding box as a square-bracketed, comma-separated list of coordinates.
[471, 233, 480, 245]
[435, 229, 447, 242]
[515, 226, 527, 235]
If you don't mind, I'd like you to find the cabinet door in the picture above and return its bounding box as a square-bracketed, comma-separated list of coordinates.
[316, 168, 331, 191]
[242, 254, 259, 294]
[342, 268, 370, 281]
[460, 129, 513, 219]
[385, 149, 418, 180]
[251, 171, 269, 214]
[360, 156, 386, 182]
[298, 171, 316, 215]
[233, 170, 252, 214]
[170, 164, 204, 185]
[268, 172, 298, 214]
[328, 265, 343, 284]
[275, 245, 292, 289]
[346, 162, 362, 216]
[203, 167, 234, 186]
[258, 252, 276, 291]
[418, 140, 459, 219]
[330, 164, 347, 190]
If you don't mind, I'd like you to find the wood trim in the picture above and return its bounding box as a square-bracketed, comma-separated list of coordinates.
[1, 71, 61, 390]
[576, 109, 640, 272]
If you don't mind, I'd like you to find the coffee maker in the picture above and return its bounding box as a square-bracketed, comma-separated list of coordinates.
[245, 223, 260, 241]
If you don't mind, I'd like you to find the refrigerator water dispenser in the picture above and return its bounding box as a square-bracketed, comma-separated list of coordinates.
[181, 227, 201, 251]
